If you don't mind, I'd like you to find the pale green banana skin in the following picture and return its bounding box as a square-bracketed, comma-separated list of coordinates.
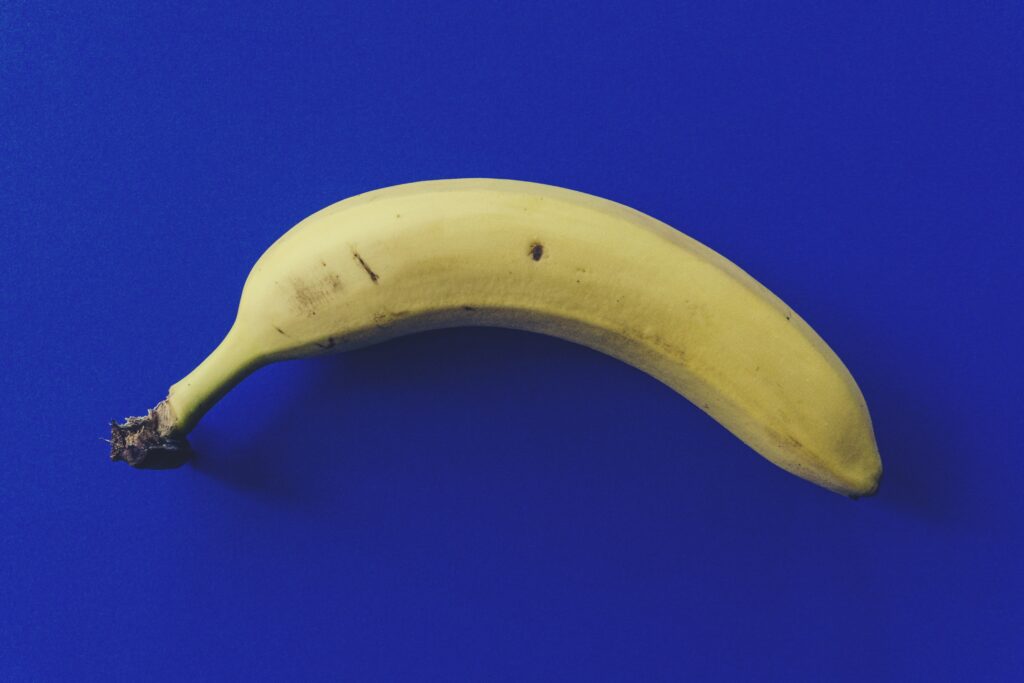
[112, 178, 882, 497]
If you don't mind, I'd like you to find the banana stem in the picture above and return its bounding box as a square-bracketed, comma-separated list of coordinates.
[109, 325, 260, 469]
[165, 326, 261, 435]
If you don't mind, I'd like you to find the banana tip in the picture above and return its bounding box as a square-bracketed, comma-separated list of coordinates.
[847, 468, 883, 500]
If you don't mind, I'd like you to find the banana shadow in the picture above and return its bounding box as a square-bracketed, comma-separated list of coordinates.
[185, 352, 397, 507]
[187, 323, 967, 527]
[186, 327, 594, 507]
[866, 377, 967, 527]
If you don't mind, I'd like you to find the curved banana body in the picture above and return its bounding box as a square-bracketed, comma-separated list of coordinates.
[114, 179, 882, 496]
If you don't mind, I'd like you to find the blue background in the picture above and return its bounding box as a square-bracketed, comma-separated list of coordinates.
[2, 1, 1022, 680]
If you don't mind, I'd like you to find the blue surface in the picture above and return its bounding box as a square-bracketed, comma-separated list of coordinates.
[2, 1, 1022, 680]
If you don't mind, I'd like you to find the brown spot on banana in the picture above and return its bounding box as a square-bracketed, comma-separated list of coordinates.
[373, 309, 412, 329]
[325, 272, 343, 292]
[290, 271, 345, 317]
[290, 277, 331, 317]
[353, 250, 379, 282]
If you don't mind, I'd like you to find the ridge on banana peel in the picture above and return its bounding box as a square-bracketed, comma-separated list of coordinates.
[110, 178, 882, 497]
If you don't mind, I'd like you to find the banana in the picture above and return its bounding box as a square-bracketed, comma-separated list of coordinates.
[110, 178, 882, 497]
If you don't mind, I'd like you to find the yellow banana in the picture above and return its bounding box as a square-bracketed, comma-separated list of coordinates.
[111, 178, 882, 497]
